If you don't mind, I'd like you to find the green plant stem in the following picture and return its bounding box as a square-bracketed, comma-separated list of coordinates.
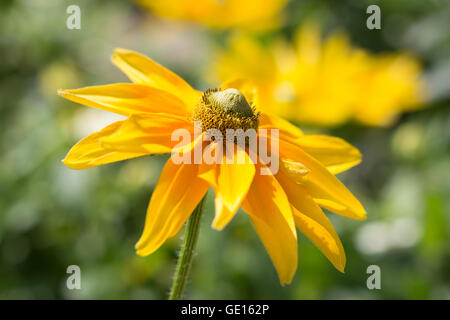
[168, 196, 206, 300]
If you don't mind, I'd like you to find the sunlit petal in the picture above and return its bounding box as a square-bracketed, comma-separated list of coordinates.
[100, 113, 193, 154]
[112, 48, 201, 107]
[276, 169, 346, 271]
[135, 160, 209, 256]
[258, 112, 303, 138]
[241, 164, 297, 285]
[58, 83, 188, 116]
[292, 135, 361, 174]
[261, 130, 366, 220]
[62, 121, 147, 170]
[212, 145, 255, 230]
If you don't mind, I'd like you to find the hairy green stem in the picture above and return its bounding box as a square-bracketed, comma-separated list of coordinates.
[168, 196, 206, 300]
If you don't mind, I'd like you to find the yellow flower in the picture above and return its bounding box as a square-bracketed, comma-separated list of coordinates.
[138, 0, 288, 30]
[213, 23, 426, 126]
[59, 49, 365, 285]
[353, 53, 426, 126]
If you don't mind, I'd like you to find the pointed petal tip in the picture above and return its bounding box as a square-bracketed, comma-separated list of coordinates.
[357, 149, 363, 158]
[348, 207, 366, 221]
[61, 157, 90, 171]
[61, 158, 78, 170]
[111, 48, 129, 64]
[135, 249, 148, 257]
[335, 259, 346, 273]
[355, 207, 367, 220]
[113, 47, 130, 54]
[135, 239, 161, 257]
[57, 89, 74, 98]
[57, 88, 75, 98]
[111, 48, 135, 61]
[135, 242, 152, 257]
[211, 219, 226, 231]
[279, 275, 295, 286]
[278, 265, 297, 287]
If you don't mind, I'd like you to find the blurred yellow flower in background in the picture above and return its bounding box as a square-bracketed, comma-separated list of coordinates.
[353, 53, 426, 126]
[59, 49, 365, 285]
[213, 23, 427, 126]
[138, 0, 288, 30]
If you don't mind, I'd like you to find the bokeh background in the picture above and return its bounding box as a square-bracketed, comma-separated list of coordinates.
[0, 0, 449, 299]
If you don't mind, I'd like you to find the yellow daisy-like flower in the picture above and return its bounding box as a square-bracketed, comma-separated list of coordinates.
[59, 49, 365, 285]
[138, 0, 288, 30]
[213, 23, 426, 126]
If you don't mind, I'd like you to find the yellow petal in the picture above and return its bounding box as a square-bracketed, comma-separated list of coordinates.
[293, 135, 362, 174]
[197, 141, 228, 189]
[100, 113, 193, 154]
[241, 164, 297, 285]
[265, 131, 366, 220]
[258, 112, 303, 139]
[212, 145, 255, 230]
[58, 83, 188, 116]
[312, 197, 360, 220]
[293, 206, 346, 272]
[276, 170, 346, 272]
[62, 121, 148, 170]
[198, 162, 217, 189]
[258, 115, 361, 174]
[280, 158, 309, 181]
[111, 48, 201, 107]
[135, 160, 209, 256]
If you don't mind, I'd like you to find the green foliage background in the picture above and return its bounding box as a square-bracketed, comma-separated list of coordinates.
[0, 0, 449, 299]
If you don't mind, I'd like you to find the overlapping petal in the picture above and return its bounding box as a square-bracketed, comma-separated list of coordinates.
[100, 113, 194, 154]
[111, 48, 201, 107]
[259, 113, 361, 174]
[241, 163, 297, 285]
[135, 159, 209, 256]
[258, 112, 303, 138]
[276, 169, 346, 271]
[58, 83, 188, 116]
[292, 206, 346, 272]
[62, 121, 148, 170]
[212, 145, 255, 230]
[292, 135, 361, 174]
[260, 130, 366, 220]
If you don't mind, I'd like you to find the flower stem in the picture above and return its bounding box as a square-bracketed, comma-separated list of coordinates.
[168, 196, 206, 300]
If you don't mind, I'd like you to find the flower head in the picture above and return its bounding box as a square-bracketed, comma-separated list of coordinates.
[59, 48, 366, 285]
[192, 88, 260, 135]
[139, 0, 288, 30]
[212, 23, 427, 126]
